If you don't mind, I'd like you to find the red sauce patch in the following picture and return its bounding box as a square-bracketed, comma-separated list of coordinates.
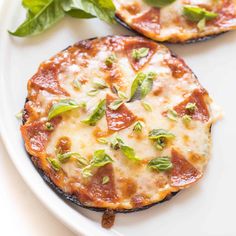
[165, 57, 189, 78]
[125, 38, 157, 71]
[30, 62, 69, 96]
[132, 8, 160, 36]
[106, 94, 136, 131]
[170, 149, 202, 187]
[173, 89, 210, 122]
[101, 209, 115, 229]
[86, 164, 118, 202]
[21, 117, 61, 156]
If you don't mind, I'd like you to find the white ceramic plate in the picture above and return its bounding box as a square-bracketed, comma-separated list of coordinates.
[1, 1, 236, 236]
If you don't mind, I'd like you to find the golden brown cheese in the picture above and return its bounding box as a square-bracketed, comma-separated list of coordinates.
[21, 36, 218, 211]
[114, 0, 236, 42]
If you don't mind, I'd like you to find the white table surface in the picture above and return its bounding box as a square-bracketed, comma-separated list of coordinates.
[0, 138, 79, 236]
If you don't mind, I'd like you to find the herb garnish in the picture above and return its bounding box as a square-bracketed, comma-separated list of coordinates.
[133, 121, 144, 132]
[148, 129, 175, 150]
[9, 0, 116, 37]
[144, 0, 176, 8]
[132, 47, 149, 60]
[47, 157, 61, 171]
[108, 100, 124, 110]
[82, 150, 113, 177]
[48, 99, 85, 120]
[148, 156, 173, 171]
[102, 176, 110, 184]
[81, 99, 106, 126]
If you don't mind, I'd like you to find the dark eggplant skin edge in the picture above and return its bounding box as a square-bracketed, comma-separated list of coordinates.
[21, 35, 214, 213]
[115, 15, 226, 44]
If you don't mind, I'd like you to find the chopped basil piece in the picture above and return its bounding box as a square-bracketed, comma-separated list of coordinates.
[148, 156, 173, 171]
[110, 134, 124, 150]
[108, 99, 124, 110]
[133, 121, 144, 132]
[141, 101, 152, 112]
[121, 145, 141, 161]
[148, 129, 175, 151]
[82, 149, 113, 177]
[182, 114, 192, 125]
[81, 99, 106, 126]
[118, 90, 128, 99]
[185, 102, 197, 113]
[167, 109, 178, 121]
[144, 0, 176, 8]
[130, 72, 156, 102]
[47, 158, 61, 171]
[45, 122, 54, 131]
[183, 5, 218, 27]
[197, 17, 206, 31]
[15, 110, 23, 119]
[105, 54, 117, 67]
[48, 99, 81, 120]
[97, 137, 109, 144]
[102, 176, 110, 184]
[87, 89, 99, 96]
[57, 152, 88, 166]
[93, 78, 108, 89]
[72, 78, 82, 90]
[132, 47, 149, 60]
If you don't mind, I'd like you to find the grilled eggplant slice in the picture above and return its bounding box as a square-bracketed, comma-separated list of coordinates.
[21, 36, 217, 213]
[114, 0, 236, 43]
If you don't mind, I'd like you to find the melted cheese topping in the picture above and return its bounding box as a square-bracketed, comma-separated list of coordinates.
[22, 36, 218, 210]
[114, 0, 236, 42]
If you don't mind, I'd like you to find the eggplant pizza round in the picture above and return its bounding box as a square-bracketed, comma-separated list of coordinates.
[21, 36, 218, 212]
[114, 0, 236, 43]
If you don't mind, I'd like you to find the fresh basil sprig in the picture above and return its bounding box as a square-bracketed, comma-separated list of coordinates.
[144, 0, 176, 8]
[82, 149, 113, 177]
[132, 47, 149, 60]
[148, 156, 173, 171]
[9, 0, 116, 37]
[130, 72, 156, 102]
[81, 99, 106, 126]
[47, 157, 61, 171]
[148, 129, 175, 150]
[48, 99, 84, 120]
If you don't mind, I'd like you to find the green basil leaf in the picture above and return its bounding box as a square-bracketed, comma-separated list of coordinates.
[144, 0, 176, 8]
[183, 5, 218, 22]
[132, 47, 149, 60]
[110, 133, 124, 150]
[66, 9, 95, 18]
[48, 99, 81, 120]
[47, 157, 61, 171]
[149, 129, 175, 151]
[133, 121, 144, 132]
[130, 72, 156, 102]
[120, 145, 140, 161]
[102, 176, 110, 184]
[108, 100, 124, 110]
[185, 102, 197, 113]
[148, 129, 175, 140]
[87, 89, 99, 96]
[81, 149, 113, 177]
[93, 78, 108, 89]
[166, 109, 178, 121]
[45, 121, 54, 131]
[105, 54, 117, 67]
[197, 17, 206, 31]
[81, 99, 106, 126]
[97, 137, 109, 144]
[9, 0, 65, 37]
[90, 149, 113, 167]
[141, 101, 152, 112]
[148, 156, 173, 171]
[62, 0, 116, 23]
[182, 114, 192, 126]
[57, 152, 88, 166]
